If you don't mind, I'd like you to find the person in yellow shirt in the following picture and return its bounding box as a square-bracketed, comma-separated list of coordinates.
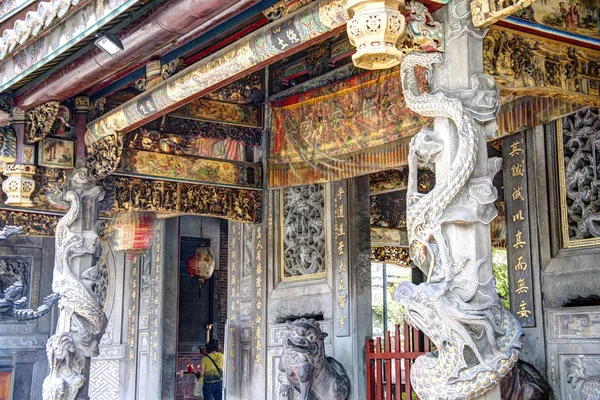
[200, 339, 223, 400]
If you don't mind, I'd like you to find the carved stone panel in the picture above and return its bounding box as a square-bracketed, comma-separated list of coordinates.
[0, 256, 31, 316]
[557, 110, 600, 248]
[281, 184, 325, 281]
[560, 355, 600, 400]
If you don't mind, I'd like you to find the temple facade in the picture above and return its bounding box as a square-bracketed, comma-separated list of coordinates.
[1, 0, 600, 399]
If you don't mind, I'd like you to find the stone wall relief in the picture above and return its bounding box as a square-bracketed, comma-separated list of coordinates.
[564, 356, 600, 400]
[557, 109, 600, 248]
[280, 184, 326, 281]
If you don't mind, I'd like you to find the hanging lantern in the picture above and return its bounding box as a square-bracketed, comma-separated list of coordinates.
[112, 212, 155, 254]
[186, 246, 215, 286]
[186, 217, 215, 294]
[346, 0, 407, 70]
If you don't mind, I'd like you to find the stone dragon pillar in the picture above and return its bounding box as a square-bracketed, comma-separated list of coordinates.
[393, 0, 524, 398]
[42, 167, 106, 400]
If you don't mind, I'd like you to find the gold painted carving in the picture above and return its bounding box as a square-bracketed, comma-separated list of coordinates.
[0, 210, 60, 236]
[371, 246, 411, 267]
[471, 0, 535, 28]
[25, 101, 60, 144]
[102, 176, 262, 223]
[486, 27, 600, 107]
[86, 135, 123, 181]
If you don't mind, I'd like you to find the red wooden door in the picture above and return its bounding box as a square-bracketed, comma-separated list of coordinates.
[0, 372, 10, 400]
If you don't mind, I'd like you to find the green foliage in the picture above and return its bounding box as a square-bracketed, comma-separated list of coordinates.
[492, 249, 510, 309]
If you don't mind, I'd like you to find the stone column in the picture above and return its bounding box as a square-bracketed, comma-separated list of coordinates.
[395, 0, 523, 398]
[42, 167, 105, 400]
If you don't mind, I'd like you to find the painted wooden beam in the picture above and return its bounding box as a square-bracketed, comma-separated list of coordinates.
[85, 0, 348, 147]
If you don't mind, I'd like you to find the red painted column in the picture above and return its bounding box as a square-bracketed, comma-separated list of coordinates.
[10, 108, 26, 164]
[74, 96, 89, 167]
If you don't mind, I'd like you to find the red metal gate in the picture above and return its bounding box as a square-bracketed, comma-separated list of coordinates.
[366, 323, 431, 400]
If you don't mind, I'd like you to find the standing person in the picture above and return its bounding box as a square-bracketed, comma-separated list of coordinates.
[200, 339, 223, 400]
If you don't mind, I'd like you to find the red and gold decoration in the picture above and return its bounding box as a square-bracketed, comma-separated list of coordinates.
[112, 212, 155, 254]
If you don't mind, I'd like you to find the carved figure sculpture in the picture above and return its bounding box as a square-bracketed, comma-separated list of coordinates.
[395, 51, 523, 399]
[566, 357, 600, 400]
[43, 167, 105, 400]
[278, 318, 350, 400]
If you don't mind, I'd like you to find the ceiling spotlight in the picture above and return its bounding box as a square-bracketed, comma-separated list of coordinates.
[94, 33, 124, 56]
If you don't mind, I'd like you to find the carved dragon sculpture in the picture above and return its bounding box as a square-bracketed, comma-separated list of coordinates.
[278, 318, 350, 400]
[43, 168, 105, 400]
[0, 280, 59, 321]
[395, 51, 523, 399]
[566, 357, 600, 400]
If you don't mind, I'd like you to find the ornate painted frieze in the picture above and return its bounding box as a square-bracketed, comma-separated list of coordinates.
[371, 246, 411, 267]
[25, 101, 60, 143]
[0, 209, 60, 236]
[170, 99, 260, 128]
[162, 116, 262, 147]
[470, 0, 535, 28]
[100, 175, 262, 223]
[557, 109, 600, 248]
[204, 71, 262, 104]
[280, 184, 325, 280]
[369, 168, 408, 194]
[116, 149, 262, 188]
[262, 0, 314, 20]
[485, 27, 600, 106]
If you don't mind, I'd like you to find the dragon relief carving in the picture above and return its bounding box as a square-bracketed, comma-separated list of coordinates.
[42, 167, 106, 400]
[566, 357, 600, 400]
[282, 185, 325, 278]
[562, 109, 600, 240]
[278, 318, 350, 400]
[395, 50, 523, 399]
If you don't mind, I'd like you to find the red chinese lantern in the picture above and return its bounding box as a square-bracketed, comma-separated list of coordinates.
[112, 212, 155, 254]
[186, 246, 215, 286]
[186, 218, 215, 294]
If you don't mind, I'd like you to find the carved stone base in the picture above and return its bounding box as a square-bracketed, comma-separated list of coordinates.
[2, 164, 36, 207]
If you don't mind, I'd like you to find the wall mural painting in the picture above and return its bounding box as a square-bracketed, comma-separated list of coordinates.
[557, 109, 600, 248]
[38, 137, 75, 169]
[116, 149, 261, 188]
[126, 127, 248, 161]
[514, 0, 600, 39]
[281, 184, 326, 281]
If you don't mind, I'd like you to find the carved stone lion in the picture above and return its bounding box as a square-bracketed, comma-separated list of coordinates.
[278, 318, 350, 400]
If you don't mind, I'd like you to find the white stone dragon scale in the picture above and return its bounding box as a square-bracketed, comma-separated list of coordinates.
[395, 51, 523, 399]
